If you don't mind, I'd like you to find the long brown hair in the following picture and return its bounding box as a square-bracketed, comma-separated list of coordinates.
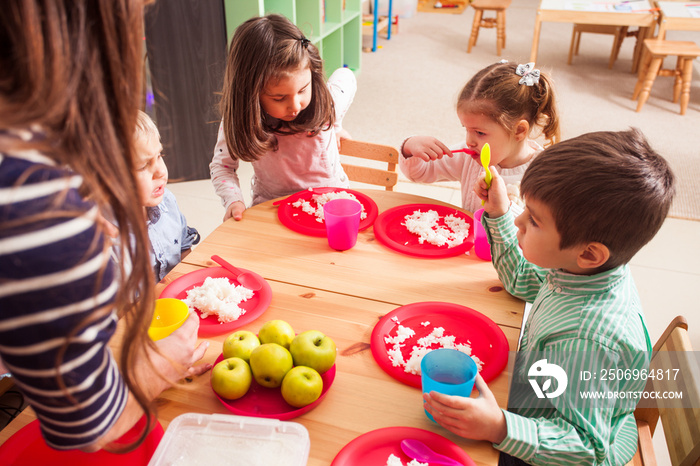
[0, 0, 156, 450]
[457, 61, 561, 147]
[220, 14, 335, 162]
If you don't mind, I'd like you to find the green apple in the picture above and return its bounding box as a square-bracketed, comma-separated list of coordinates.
[222, 330, 260, 362]
[249, 343, 293, 388]
[289, 330, 336, 374]
[281, 366, 323, 408]
[258, 319, 295, 349]
[210, 357, 252, 400]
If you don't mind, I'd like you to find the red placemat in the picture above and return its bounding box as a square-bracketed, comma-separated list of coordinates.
[211, 353, 335, 420]
[159, 266, 272, 337]
[373, 204, 474, 258]
[0, 416, 163, 466]
[371, 302, 509, 388]
[276, 188, 378, 237]
[331, 426, 476, 465]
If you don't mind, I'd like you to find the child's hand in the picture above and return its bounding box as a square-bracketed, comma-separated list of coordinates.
[402, 136, 452, 161]
[336, 128, 352, 151]
[423, 374, 507, 444]
[224, 201, 246, 222]
[474, 167, 509, 218]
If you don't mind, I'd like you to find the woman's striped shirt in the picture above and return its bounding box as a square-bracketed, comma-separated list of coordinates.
[0, 141, 127, 450]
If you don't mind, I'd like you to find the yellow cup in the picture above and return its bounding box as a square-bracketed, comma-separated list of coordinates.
[148, 298, 190, 341]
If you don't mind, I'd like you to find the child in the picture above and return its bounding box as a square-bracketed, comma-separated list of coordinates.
[210, 14, 356, 221]
[425, 129, 675, 465]
[134, 111, 200, 281]
[400, 61, 560, 213]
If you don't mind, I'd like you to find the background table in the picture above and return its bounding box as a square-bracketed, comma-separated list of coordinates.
[531, 0, 658, 71]
[656, 1, 700, 38]
[0, 190, 525, 466]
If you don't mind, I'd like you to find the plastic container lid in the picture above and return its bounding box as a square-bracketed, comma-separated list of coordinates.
[147, 413, 310, 466]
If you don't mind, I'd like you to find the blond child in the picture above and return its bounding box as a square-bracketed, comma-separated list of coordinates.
[425, 129, 675, 465]
[134, 111, 200, 281]
[210, 14, 356, 221]
[400, 61, 560, 213]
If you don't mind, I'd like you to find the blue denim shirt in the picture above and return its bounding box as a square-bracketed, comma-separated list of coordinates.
[147, 188, 200, 281]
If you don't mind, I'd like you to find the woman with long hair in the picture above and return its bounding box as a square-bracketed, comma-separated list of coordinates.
[0, 0, 209, 452]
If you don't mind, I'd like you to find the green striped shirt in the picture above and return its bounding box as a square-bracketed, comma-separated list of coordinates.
[484, 210, 651, 466]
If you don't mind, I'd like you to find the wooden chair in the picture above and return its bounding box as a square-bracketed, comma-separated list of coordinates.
[467, 0, 512, 56]
[626, 315, 700, 466]
[339, 139, 399, 191]
[568, 24, 638, 69]
[632, 39, 700, 115]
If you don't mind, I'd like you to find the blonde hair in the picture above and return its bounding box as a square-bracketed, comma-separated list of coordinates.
[135, 110, 161, 142]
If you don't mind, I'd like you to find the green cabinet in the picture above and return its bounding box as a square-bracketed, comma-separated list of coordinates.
[223, 0, 362, 75]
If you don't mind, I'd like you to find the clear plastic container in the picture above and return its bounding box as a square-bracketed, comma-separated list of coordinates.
[148, 413, 310, 466]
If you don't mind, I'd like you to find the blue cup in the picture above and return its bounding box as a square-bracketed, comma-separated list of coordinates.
[421, 349, 478, 422]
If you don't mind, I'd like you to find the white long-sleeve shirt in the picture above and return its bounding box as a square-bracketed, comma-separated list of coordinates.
[399, 140, 543, 213]
[210, 68, 356, 209]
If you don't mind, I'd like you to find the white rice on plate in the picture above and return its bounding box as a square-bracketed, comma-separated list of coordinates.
[183, 276, 254, 324]
[402, 210, 470, 248]
[386, 454, 427, 466]
[384, 318, 484, 376]
[291, 190, 367, 223]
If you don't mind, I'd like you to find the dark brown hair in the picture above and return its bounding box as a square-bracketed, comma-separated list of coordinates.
[220, 14, 335, 162]
[457, 61, 560, 146]
[0, 0, 156, 451]
[520, 128, 675, 269]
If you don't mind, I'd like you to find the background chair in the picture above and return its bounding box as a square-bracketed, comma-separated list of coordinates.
[627, 315, 700, 466]
[568, 24, 638, 69]
[339, 139, 399, 191]
[632, 39, 700, 115]
[467, 0, 512, 56]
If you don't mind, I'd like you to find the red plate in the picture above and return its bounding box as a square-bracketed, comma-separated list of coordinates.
[159, 266, 272, 337]
[276, 188, 378, 237]
[211, 353, 336, 420]
[371, 302, 509, 388]
[0, 416, 163, 466]
[331, 426, 476, 466]
[373, 203, 474, 258]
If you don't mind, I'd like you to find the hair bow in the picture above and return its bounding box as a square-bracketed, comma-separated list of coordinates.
[516, 62, 540, 86]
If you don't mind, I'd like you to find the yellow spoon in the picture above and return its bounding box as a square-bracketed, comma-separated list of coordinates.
[480, 143, 492, 205]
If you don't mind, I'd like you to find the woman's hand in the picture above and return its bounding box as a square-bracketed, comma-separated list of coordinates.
[155, 312, 211, 380]
[224, 201, 246, 222]
[473, 167, 510, 218]
[402, 136, 452, 161]
[423, 374, 507, 444]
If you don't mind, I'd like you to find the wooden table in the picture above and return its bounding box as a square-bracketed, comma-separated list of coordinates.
[0, 190, 525, 465]
[530, 0, 659, 71]
[656, 1, 700, 38]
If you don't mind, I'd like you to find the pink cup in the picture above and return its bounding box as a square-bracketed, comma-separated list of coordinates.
[323, 199, 362, 251]
[473, 208, 492, 261]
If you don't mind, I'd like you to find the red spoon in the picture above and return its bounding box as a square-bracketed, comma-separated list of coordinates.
[451, 148, 478, 159]
[211, 255, 262, 291]
[272, 187, 337, 206]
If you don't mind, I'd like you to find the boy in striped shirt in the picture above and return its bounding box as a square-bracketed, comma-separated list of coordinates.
[424, 129, 675, 465]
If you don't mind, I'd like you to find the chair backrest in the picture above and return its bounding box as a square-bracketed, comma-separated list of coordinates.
[631, 315, 700, 466]
[339, 139, 399, 191]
